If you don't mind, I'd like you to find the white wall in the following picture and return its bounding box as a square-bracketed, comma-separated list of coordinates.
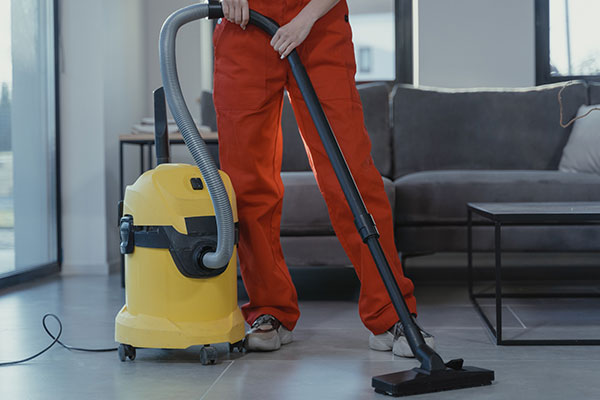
[143, 0, 211, 121]
[60, 0, 108, 274]
[103, 0, 147, 272]
[60, 0, 146, 274]
[60, 1, 212, 275]
[142, 0, 213, 167]
[414, 0, 536, 88]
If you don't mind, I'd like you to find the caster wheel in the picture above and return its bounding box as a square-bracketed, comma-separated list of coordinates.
[200, 346, 218, 365]
[229, 341, 244, 353]
[126, 345, 136, 361]
[118, 344, 136, 361]
[118, 344, 126, 362]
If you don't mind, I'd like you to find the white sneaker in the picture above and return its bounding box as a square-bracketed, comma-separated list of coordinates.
[245, 314, 293, 352]
[369, 319, 435, 358]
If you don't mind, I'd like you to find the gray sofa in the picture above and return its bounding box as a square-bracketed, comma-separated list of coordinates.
[203, 80, 600, 269]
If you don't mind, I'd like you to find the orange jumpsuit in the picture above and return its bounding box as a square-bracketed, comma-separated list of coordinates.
[213, 0, 416, 335]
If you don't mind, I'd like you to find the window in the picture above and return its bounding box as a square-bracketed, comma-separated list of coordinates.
[358, 47, 373, 73]
[347, 0, 413, 83]
[536, 0, 600, 84]
[0, 0, 59, 285]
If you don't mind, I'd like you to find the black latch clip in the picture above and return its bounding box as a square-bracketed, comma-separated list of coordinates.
[120, 215, 135, 255]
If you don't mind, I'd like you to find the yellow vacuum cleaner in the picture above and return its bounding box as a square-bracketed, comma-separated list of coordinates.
[117, 4, 494, 396]
[114, 15, 246, 363]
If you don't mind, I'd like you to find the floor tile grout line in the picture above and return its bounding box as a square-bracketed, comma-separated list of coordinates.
[199, 360, 235, 400]
[506, 305, 527, 329]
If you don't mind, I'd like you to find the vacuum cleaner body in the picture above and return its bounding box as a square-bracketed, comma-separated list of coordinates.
[115, 163, 245, 351]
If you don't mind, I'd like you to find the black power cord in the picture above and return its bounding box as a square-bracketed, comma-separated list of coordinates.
[0, 314, 117, 366]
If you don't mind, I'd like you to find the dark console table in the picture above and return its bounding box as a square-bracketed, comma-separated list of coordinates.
[467, 202, 600, 346]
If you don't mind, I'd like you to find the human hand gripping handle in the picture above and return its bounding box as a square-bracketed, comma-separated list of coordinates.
[272, 0, 339, 58]
[270, 12, 315, 59]
[221, 0, 249, 29]
[221, 0, 339, 58]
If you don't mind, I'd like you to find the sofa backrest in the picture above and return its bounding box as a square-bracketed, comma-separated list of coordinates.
[200, 91, 218, 132]
[203, 83, 394, 178]
[357, 82, 393, 178]
[280, 95, 311, 172]
[281, 83, 393, 177]
[589, 81, 600, 105]
[390, 81, 588, 179]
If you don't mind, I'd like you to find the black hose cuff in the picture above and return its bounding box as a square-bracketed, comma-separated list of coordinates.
[208, 4, 224, 19]
[354, 213, 380, 242]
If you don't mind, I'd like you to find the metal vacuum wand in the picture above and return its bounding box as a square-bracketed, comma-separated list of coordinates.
[161, 3, 495, 396]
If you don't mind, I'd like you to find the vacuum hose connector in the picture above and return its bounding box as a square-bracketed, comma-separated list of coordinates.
[159, 3, 233, 269]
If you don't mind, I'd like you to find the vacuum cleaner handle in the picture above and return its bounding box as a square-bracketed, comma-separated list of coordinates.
[153, 87, 171, 165]
[207, 4, 444, 372]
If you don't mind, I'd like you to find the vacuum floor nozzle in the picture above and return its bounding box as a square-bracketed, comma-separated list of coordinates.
[372, 365, 495, 397]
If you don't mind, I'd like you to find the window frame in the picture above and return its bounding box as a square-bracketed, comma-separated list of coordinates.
[535, 0, 600, 85]
[394, 0, 413, 84]
[0, 0, 62, 289]
[352, 0, 413, 85]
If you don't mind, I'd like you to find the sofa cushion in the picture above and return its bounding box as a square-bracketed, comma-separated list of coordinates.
[395, 170, 600, 225]
[281, 171, 395, 235]
[391, 82, 588, 179]
[559, 104, 600, 175]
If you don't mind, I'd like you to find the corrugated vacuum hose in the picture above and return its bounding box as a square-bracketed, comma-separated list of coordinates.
[159, 4, 234, 270]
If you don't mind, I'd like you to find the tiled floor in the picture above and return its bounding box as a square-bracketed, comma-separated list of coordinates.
[1, 275, 600, 399]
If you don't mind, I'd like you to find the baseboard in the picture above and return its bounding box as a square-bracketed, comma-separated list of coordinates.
[403, 252, 600, 283]
[107, 257, 121, 274]
[61, 262, 111, 275]
[0, 262, 60, 291]
[238, 266, 360, 301]
[406, 265, 600, 283]
[237, 260, 600, 301]
[403, 252, 600, 269]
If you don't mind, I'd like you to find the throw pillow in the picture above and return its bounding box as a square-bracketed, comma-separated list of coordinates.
[559, 104, 600, 174]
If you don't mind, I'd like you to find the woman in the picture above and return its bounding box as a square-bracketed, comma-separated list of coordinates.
[214, 0, 433, 357]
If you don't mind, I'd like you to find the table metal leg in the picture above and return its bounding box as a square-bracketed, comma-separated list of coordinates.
[120, 141, 125, 288]
[467, 208, 473, 298]
[468, 209, 600, 345]
[148, 143, 153, 170]
[140, 144, 144, 174]
[495, 222, 503, 345]
[119, 142, 124, 200]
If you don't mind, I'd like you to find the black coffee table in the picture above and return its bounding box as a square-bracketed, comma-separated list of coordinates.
[467, 202, 600, 346]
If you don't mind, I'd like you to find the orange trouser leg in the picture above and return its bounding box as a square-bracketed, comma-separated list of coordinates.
[213, 0, 417, 335]
[284, 2, 417, 335]
[213, 19, 300, 330]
